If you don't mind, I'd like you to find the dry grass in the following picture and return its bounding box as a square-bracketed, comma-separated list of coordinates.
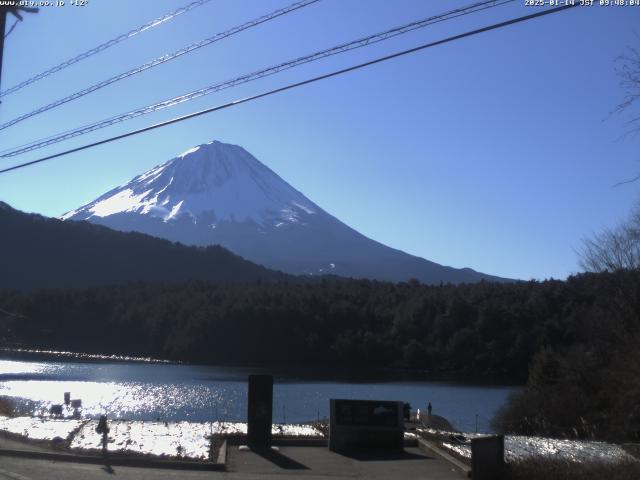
[506, 457, 640, 480]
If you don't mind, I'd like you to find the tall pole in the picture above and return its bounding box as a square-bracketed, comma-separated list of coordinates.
[0, 5, 38, 97]
[0, 8, 7, 94]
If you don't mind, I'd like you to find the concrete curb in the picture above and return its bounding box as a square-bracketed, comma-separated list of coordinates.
[224, 435, 329, 447]
[259, 437, 415, 448]
[224, 435, 414, 448]
[404, 437, 419, 448]
[0, 447, 225, 471]
[216, 438, 227, 465]
[418, 438, 471, 478]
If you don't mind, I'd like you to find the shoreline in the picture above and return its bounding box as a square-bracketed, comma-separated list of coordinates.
[0, 412, 635, 467]
[0, 348, 522, 386]
[0, 392, 636, 467]
[0, 348, 175, 364]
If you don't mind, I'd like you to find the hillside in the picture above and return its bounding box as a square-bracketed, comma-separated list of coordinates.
[0, 201, 289, 290]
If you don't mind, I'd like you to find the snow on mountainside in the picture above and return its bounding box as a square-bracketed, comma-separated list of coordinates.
[63, 141, 318, 228]
[63, 140, 510, 284]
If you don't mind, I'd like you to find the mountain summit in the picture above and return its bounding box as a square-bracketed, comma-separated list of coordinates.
[63, 141, 317, 228]
[63, 140, 508, 284]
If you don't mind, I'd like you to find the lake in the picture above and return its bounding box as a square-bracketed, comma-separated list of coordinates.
[0, 355, 517, 433]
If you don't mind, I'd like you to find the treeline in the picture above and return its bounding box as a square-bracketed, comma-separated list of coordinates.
[3, 270, 639, 440]
[493, 268, 640, 442]
[1, 270, 636, 384]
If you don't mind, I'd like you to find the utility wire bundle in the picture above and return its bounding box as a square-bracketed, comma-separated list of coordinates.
[0, 0, 579, 174]
[0, 0, 215, 98]
[0, 0, 320, 131]
[0, 0, 514, 157]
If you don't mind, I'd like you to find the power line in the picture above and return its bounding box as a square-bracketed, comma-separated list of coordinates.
[0, 0, 511, 155]
[4, 18, 19, 39]
[0, 0, 515, 158]
[0, 3, 578, 176]
[0, 0, 320, 131]
[0, 0, 215, 99]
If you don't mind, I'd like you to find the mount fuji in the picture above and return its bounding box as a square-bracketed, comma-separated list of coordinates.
[63, 140, 507, 284]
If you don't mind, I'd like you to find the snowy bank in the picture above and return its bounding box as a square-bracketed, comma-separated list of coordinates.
[0, 416, 322, 460]
[420, 428, 634, 463]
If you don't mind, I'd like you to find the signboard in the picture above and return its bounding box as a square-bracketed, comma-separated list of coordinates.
[329, 399, 404, 452]
[334, 399, 400, 427]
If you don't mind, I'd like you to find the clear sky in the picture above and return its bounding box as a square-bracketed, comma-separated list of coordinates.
[1, 0, 638, 281]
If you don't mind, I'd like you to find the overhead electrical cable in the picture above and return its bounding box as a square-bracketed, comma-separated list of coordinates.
[0, 0, 215, 98]
[0, 0, 320, 131]
[0, 3, 578, 176]
[0, 0, 515, 157]
[4, 18, 20, 39]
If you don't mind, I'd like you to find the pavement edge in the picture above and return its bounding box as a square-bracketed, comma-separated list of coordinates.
[418, 438, 471, 478]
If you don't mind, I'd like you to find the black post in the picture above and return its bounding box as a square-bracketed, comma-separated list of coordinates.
[0, 8, 7, 93]
[96, 415, 110, 456]
[0, 5, 38, 95]
[247, 374, 273, 448]
[471, 435, 504, 480]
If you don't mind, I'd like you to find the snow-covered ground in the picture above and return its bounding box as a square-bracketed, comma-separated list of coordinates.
[420, 428, 634, 463]
[71, 420, 214, 459]
[0, 416, 83, 441]
[2, 415, 632, 463]
[0, 416, 322, 460]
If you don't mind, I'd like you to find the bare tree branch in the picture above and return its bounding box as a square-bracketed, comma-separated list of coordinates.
[612, 173, 640, 188]
[580, 202, 640, 272]
[611, 36, 640, 124]
[610, 37, 640, 185]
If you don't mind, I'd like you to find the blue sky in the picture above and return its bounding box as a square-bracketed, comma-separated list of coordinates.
[0, 0, 638, 280]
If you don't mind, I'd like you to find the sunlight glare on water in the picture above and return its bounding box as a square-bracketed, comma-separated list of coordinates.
[0, 360, 50, 376]
[0, 357, 514, 431]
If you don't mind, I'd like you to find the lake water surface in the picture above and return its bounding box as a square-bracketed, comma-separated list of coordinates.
[0, 355, 517, 433]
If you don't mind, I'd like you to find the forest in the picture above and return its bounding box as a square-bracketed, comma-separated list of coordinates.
[1, 267, 638, 441]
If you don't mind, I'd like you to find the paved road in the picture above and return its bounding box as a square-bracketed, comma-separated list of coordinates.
[0, 446, 462, 479]
[227, 445, 462, 479]
[0, 457, 214, 480]
[0, 437, 55, 453]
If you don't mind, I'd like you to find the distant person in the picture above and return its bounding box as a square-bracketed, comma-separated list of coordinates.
[427, 402, 432, 416]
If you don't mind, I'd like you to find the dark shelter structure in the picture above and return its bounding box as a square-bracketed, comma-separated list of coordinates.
[329, 399, 404, 452]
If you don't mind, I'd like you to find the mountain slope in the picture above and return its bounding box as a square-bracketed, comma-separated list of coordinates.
[63, 140, 510, 284]
[0, 201, 289, 290]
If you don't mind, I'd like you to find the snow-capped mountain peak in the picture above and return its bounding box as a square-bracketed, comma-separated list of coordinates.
[62, 139, 509, 284]
[62, 140, 317, 227]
